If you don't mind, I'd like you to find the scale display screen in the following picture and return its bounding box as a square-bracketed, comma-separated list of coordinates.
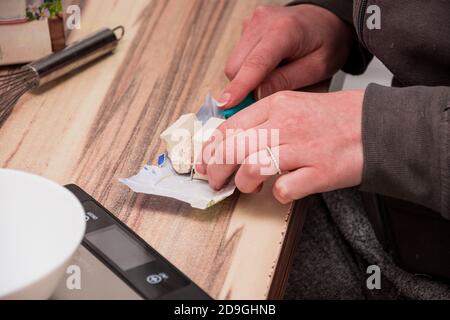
[59, 185, 211, 300]
[86, 225, 154, 271]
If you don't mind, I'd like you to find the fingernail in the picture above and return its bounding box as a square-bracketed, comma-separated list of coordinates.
[216, 92, 231, 108]
[195, 164, 206, 175]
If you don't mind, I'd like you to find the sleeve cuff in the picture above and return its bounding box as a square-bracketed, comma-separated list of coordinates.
[360, 84, 450, 217]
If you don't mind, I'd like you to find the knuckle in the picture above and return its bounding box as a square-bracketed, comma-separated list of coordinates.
[236, 181, 252, 194]
[270, 90, 291, 105]
[245, 163, 261, 178]
[220, 118, 235, 133]
[243, 53, 270, 71]
[253, 5, 270, 17]
[272, 16, 297, 31]
[224, 63, 236, 80]
[271, 69, 292, 91]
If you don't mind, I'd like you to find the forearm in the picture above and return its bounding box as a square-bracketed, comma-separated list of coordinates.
[361, 84, 450, 218]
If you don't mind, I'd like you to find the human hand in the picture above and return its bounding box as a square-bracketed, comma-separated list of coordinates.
[196, 90, 365, 204]
[218, 4, 354, 108]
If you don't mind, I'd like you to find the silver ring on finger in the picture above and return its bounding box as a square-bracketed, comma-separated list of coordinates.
[266, 146, 282, 175]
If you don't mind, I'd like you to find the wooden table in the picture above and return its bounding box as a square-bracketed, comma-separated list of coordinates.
[0, 0, 325, 299]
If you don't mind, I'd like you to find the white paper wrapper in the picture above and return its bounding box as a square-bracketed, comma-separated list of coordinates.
[120, 165, 235, 210]
[120, 94, 235, 209]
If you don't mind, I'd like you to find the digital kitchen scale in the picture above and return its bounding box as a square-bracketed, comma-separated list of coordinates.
[52, 185, 211, 300]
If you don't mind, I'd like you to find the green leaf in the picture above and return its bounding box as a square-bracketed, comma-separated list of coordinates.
[26, 11, 36, 21]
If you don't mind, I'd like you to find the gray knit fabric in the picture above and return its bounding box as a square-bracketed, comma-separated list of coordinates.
[284, 188, 450, 300]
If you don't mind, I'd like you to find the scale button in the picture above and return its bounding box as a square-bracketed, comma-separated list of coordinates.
[126, 262, 188, 299]
[146, 274, 163, 285]
[146, 272, 169, 285]
[82, 201, 113, 232]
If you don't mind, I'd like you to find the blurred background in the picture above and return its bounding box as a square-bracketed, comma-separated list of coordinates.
[331, 58, 393, 91]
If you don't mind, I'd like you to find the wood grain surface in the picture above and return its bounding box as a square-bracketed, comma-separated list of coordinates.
[0, 0, 324, 299]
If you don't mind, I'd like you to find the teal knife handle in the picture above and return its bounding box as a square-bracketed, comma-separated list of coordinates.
[222, 93, 256, 119]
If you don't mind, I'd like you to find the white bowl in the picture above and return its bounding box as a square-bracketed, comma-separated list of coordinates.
[0, 169, 86, 299]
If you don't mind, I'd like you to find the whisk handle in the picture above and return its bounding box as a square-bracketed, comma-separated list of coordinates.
[27, 26, 124, 87]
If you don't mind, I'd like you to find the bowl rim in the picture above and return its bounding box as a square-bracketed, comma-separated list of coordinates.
[0, 169, 86, 298]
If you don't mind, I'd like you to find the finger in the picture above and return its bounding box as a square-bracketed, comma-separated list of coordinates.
[241, 16, 252, 35]
[206, 124, 273, 190]
[254, 183, 263, 193]
[272, 167, 325, 204]
[220, 31, 295, 108]
[257, 55, 331, 98]
[225, 25, 262, 80]
[226, 6, 276, 80]
[216, 97, 270, 135]
[235, 145, 299, 193]
[196, 99, 271, 174]
[209, 136, 306, 191]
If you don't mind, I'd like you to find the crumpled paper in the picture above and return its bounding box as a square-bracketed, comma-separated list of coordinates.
[195, 94, 224, 123]
[120, 95, 236, 210]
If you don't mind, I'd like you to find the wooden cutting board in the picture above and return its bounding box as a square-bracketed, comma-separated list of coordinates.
[0, 0, 325, 299]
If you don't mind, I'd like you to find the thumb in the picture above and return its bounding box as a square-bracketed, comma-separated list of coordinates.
[272, 167, 325, 204]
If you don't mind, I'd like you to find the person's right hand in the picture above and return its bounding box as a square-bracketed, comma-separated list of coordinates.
[218, 4, 355, 108]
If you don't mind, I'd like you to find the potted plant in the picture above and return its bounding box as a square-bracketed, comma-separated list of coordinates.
[26, 0, 65, 51]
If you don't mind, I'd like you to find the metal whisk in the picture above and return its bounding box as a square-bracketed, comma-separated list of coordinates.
[0, 26, 124, 126]
[0, 68, 38, 124]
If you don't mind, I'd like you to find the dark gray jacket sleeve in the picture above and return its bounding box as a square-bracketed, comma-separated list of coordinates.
[361, 84, 450, 217]
[286, 1, 449, 217]
[288, 0, 373, 75]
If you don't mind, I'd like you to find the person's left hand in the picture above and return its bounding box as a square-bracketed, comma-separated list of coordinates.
[195, 90, 365, 204]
